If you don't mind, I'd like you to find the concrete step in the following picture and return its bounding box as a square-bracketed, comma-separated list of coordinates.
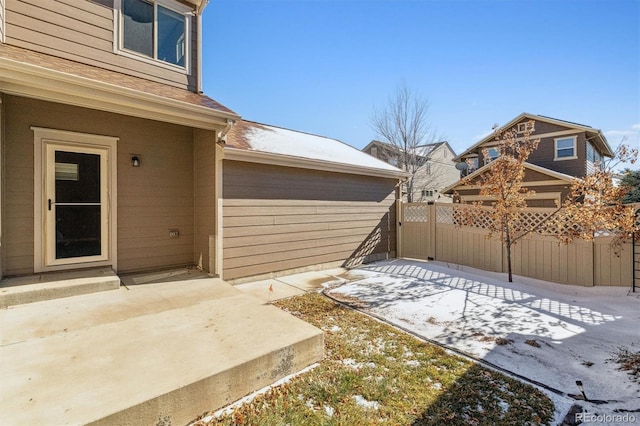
[0, 277, 324, 425]
[0, 268, 120, 308]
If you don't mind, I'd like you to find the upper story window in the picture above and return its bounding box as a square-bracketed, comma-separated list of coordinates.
[517, 122, 535, 134]
[484, 147, 499, 165]
[425, 162, 432, 175]
[554, 136, 577, 160]
[116, 0, 191, 71]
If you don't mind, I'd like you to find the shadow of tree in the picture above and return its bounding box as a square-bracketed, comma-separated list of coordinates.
[411, 363, 553, 425]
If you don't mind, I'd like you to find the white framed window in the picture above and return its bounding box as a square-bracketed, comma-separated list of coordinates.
[422, 189, 434, 197]
[517, 122, 535, 134]
[554, 136, 577, 160]
[425, 162, 431, 175]
[114, 0, 191, 72]
[467, 157, 479, 170]
[484, 147, 499, 165]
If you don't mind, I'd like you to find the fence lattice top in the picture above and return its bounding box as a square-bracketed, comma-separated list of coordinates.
[404, 204, 429, 222]
[435, 204, 577, 236]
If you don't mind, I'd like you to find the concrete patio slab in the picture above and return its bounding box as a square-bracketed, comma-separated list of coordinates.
[235, 278, 306, 303]
[234, 267, 366, 303]
[0, 277, 323, 426]
[0, 268, 120, 308]
[274, 268, 349, 292]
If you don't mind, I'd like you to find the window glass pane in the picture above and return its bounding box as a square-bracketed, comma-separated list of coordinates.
[55, 151, 101, 203]
[556, 138, 575, 158]
[586, 141, 595, 163]
[123, 0, 153, 58]
[556, 138, 574, 149]
[56, 206, 101, 259]
[158, 6, 185, 66]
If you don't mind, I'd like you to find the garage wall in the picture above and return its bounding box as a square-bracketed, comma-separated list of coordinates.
[223, 160, 398, 280]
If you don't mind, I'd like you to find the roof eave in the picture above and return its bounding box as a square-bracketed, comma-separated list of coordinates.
[0, 56, 240, 131]
[441, 161, 576, 194]
[452, 112, 614, 162]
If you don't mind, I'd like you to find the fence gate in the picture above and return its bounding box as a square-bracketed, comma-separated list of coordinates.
[399, 202, 435, 260]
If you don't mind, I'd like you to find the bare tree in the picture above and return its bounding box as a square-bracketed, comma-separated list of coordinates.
[371, 82, 436, 202]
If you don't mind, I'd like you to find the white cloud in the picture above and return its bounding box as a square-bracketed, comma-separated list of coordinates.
[604, 124, 640, 146]
[473, 130, 494, 141]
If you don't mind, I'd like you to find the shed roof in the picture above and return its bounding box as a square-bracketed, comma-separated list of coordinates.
[224, 120, 408, 179]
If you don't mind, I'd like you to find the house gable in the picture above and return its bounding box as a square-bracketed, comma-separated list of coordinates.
[453, 113, 613, 180]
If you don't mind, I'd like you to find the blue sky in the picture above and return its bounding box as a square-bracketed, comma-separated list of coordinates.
[201, 0, 640, 160]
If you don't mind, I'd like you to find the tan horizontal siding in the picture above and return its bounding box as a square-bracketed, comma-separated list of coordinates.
[2, 95, 196, 275]
[222, 161, 397, 280]
[5, 0, 195, 90]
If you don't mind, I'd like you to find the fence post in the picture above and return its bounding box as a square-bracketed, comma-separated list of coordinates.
[428, 202, 436, 260]
[396, 187, 403, 259]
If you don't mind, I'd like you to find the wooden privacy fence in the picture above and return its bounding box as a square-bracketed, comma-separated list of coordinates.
[398, 203, 634, 287]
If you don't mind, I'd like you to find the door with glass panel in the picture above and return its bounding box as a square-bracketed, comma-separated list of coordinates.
[45, 144, 109, 267]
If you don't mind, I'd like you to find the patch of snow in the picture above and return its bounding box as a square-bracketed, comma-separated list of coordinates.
[329, 325, 341, 333]
[405, 360, 420, 367]
[342, 358, 376, 370]
[324, 405, 335, 417]
[243, 124, 401, 172]
[329, 258, 640, 424]
[432, 382, 442, 390]
[192, 363, 319, 424]
[353, 395, 380, 410]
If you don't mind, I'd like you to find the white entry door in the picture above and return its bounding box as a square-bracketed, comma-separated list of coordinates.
[44, 143, 110, 267]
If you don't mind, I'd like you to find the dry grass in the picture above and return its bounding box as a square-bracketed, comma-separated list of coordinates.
[194, 293, 554, 425]
[609, 347, 640, 383]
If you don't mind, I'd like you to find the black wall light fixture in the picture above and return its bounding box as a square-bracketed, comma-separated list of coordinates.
[131, 155, 141, 167]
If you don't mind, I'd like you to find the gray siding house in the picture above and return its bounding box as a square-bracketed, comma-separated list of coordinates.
[363, 140, 459, 202]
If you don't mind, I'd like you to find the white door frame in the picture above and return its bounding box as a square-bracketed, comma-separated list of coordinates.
[33, 127, 118, 273]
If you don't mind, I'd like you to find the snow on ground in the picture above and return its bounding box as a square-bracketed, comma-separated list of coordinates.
[328, 259, 640, 425]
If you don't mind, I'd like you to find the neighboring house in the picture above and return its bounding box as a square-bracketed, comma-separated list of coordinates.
[363, 140, 459, 202]
[443, 113, 614, 207]
[0, 1, 405, 281]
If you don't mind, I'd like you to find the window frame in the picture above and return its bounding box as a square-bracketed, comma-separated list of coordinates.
[554, 136, 578, 161]
[114, 0, 191, 73]
[517, 122, 535, 134]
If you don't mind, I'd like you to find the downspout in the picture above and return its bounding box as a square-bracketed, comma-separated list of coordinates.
[196, 0, 209, 94]
[217, 119, 235, 144]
